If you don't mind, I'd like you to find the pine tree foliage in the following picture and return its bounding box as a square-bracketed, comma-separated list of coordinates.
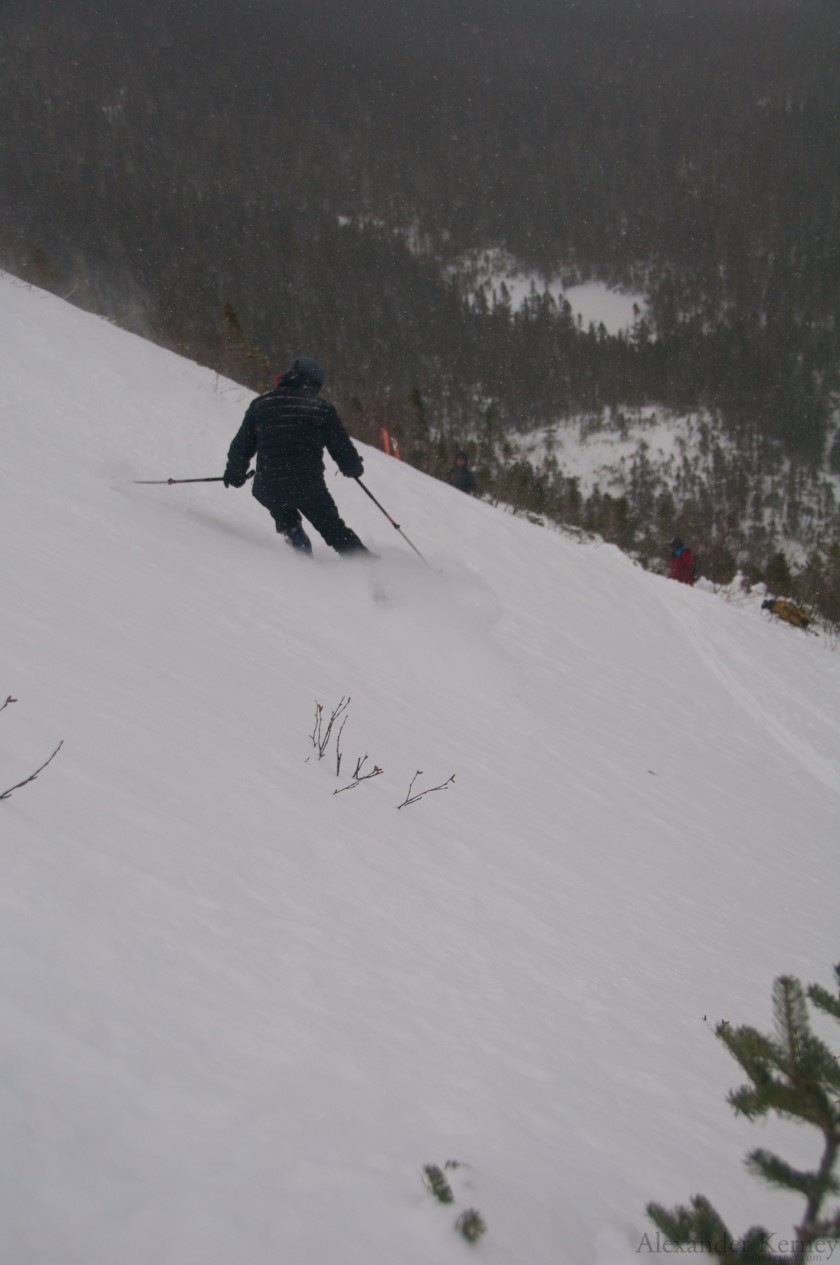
[423, 1161, 488, 1243]
[423, 1165, 454, 1204]
[808, 966, 840, 1026]
[455, 1208, 487, 1244]
[647, 966, 840, 1265]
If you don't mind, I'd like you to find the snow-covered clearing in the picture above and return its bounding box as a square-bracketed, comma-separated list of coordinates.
[451, 249, 646, 333]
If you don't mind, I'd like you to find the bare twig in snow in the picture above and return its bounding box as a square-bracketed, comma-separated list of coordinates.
[310, 702, 323, 750]
[335, 715, 348, 777]
[333, 755, 383, 795]
[1, 695, 18, 713]
[1, 740, 64, 801]
[352, 754, 368, 780]
[310, 696, 351, 760]
[397, 770, 456, 809]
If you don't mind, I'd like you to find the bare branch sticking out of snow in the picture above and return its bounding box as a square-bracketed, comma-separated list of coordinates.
[1, 741, 64, 801]
[1, 694, 63, 801]
[333, 755, 383, 795]
[397, 770, 456, 809]
[310, 696, 351, 761]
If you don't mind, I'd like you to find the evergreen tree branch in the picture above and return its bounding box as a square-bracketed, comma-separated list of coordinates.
[774, 977, 810, 1079]
[718, 1013, 835, 1130]
[690, 1195, 740, 1258]
[649, 967, 840, 1265]
[647, 1196, 745, 1262]
[423, 1165, 454, 1204]
[746, 1147, 839, 1200]
[792, 1130, 840, 1265]
[455, 1208, 487, 1243]
[808, 967, 840, 1025]
[646, 1200, 698, 1244]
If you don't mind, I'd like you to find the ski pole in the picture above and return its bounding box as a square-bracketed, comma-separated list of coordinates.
[133, 471, 254, 485]
[354, 478, 431, 566]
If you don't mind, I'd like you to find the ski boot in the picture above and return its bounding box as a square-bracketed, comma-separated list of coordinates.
[284, 524, 313, 555]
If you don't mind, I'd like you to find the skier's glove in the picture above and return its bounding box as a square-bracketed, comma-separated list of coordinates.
[223, 471, 247, 488]
[344, 458, 364, 479]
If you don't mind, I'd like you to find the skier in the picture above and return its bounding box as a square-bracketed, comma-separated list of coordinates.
[447, 450, 477, 495]
[668, 537, 696, 586]
[223, 356, 371, 556]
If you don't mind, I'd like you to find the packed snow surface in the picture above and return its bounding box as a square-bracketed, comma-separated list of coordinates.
[1, 272, 839, 1265]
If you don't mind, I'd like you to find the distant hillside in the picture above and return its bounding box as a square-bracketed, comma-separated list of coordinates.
[508, 406, 840, 576]
[2, 0, 838, 578]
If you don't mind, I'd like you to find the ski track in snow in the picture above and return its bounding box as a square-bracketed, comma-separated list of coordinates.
[659, 583, 840, 798]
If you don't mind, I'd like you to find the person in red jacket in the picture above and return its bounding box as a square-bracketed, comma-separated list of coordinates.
[668, 537, 696, 585]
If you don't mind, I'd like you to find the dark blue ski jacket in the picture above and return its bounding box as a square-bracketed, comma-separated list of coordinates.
[224, 381, 363, 508]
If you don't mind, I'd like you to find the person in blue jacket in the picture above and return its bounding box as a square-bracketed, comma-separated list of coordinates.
[223, 357, 370, 556]
[447, 450, 478, 495]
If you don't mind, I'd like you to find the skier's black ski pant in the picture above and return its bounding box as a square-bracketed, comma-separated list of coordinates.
[268, 487, 367, 555]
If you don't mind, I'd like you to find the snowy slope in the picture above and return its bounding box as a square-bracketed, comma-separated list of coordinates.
[1, 272, 839, 1265]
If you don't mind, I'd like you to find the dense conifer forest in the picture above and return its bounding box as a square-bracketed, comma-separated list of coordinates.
[2, 0, 839, 612]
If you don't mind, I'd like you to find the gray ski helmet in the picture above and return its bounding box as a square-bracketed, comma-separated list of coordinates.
[291, 356, 325, 386]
